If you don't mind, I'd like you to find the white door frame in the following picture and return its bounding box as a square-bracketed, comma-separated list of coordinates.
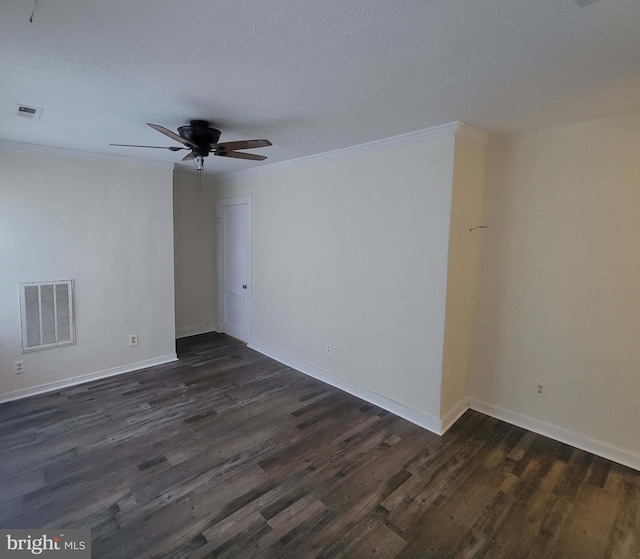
[216, 196, 252, 341]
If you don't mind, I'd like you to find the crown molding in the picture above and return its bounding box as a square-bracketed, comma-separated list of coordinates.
[455, 122, 491, 145]
[220, 121, 489, 180]
[0, 140, 174, 169]
[0, 120, 490, 178]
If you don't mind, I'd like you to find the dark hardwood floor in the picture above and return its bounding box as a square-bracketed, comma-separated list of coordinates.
[1, 333, 638, 558]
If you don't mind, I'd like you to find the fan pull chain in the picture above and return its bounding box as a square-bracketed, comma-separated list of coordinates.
[29, 0, 38, 23]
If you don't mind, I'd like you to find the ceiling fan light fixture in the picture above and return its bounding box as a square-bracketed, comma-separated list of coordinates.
[110, 120, 271, 169]
[193, 155, 205, 171]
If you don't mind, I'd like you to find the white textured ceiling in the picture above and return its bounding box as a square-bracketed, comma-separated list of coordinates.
[1, 0, 639, 174]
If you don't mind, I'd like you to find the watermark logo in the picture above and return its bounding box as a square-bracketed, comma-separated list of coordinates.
[0, 530, 90, 557]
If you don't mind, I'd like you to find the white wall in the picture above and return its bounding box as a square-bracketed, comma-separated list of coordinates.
[0, 151, 176, 400]
[173, 171, 218, 338]
[470, 114, 640, 466]
[217, 137, 456, 422]
[440, 138, 487, 420]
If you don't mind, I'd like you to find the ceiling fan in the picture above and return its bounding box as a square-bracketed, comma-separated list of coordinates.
[110, 120, 272, 171]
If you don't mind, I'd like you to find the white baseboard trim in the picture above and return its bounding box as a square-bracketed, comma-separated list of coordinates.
[248, 339, 443, 435]
[0, 354, 178, 404]
[440, 396, 470, 434]
[176, 325, 219, 339]
[470, 398, 640, 472]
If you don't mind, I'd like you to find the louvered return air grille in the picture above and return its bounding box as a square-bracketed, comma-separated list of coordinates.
[20, 280, 75, 352]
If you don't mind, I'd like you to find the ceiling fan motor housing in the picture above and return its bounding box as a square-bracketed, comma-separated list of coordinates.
[178, 120, 222, 156]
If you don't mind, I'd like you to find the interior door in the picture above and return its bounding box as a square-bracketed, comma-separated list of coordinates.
[217, 197, 252, 342]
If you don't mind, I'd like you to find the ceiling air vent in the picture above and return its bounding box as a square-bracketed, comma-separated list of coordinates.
[13, 104, 43, 120]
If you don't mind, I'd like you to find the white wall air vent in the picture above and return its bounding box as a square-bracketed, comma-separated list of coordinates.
[20, 280, 75, 352]
[13, 104, 43, 120]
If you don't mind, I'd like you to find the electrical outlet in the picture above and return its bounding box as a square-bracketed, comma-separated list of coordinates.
[14, 361, 24, 374]
[535, 381, 546, 397]
[129, 334, 138, 347]
[326, 343, 332, 355]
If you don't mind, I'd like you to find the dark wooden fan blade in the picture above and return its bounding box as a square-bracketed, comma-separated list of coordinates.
[182, 152, 195, 161]
[215, 151, 267, 161]
[212, 139, 272, 151]
[147, 123, 195, 147]
[110, 143, 186, 151]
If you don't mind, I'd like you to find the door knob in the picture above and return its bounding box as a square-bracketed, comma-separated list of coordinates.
[242, 284, 247, 289]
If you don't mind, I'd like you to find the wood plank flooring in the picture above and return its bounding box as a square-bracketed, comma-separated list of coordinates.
[1, 332, 638, 558]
